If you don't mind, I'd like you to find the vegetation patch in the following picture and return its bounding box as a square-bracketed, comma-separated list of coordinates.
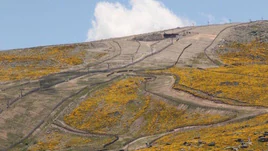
[64, 77, 232, 137]
[150, 40, 268, 107]
[27, 130, 112, 151]
[162, 67, 268, 106]
[140, 114, 268, 151]
[0, 45, 87, 81]
[218, 40, 268, 65]
[0, 44, 107, 82]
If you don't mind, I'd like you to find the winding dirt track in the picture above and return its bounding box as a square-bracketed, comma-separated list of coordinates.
[59, 22, 268, 150]
[203, 21, 263, 66]
[51, 121, 119, 148]
[121, 75, 268, 150]
[120, 22, 268, 150]
[3, 36, 175, 150]
[147, 75, 267, 113]
[4, 22, 268, 151]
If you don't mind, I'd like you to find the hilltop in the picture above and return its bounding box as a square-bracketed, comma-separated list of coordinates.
[0, 21, 268, 151]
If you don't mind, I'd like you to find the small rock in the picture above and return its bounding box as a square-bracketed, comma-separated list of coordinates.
[165, 142, 171, 145]
[46, 130, 51, 134]
[258, 137, 268, 142]
[208, 142, 215, 146]
[183, 142, 191, 146]
[240, 142, 248, 148]
[232, 147, 239, 151]
[145, 143, 152, 148]
[235, 138, 243, 142]
[264, 131, 268, 136]
[198, 140, 205, 145]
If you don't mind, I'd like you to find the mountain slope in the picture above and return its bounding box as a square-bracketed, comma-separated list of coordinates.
[0, 21, 268, 151]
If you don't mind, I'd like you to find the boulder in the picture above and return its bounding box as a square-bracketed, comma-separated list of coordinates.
[183, 142, 191, 146]
[198, 140, 206, 145]
[208, 142, 215, 146]
[145, 143, 152, 148]
[258, 137, 268, 142]
[235, 138, 243, 142]
[240, 142, 248, 148]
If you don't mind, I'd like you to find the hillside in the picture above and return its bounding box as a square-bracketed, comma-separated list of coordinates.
[0, 21, 268, 151]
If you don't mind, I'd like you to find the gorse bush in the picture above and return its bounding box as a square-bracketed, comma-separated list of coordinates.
[0, 45, 86, 81]
[139, 114, 268, 151]
[151, 41, 268, 107]
[64, 77, 231, 136]
[139, 40, 268, 150]
[165, 67, 268, 106]
[28, 131, 111, 151]
[219, 40, 268, 65]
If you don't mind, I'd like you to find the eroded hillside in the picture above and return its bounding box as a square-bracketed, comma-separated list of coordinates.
[0, 21, 268, 151]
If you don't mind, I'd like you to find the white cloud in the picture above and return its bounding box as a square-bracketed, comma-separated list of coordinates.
[86, 0, 194, 41]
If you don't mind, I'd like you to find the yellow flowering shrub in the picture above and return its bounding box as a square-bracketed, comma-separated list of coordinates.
[142, 100, 231, 135]
[64, 77, 146, 134]
[139, 40, 268, 150]
[162, 67, 268, 106]
[29, 132, 63, 151]
[64, 77, 232, 136]
[140, 114, 268, 151]
[147, 41, 268, 107]
[0, 45, 86, 81]
[28, 131, 111, 151]
[0, 66, 59, 81]
[219, 40, 268, 65]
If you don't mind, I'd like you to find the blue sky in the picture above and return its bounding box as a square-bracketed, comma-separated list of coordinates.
[0, 0, 267, 50]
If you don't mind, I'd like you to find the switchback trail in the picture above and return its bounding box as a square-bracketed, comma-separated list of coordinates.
[121, 74, 268, 150]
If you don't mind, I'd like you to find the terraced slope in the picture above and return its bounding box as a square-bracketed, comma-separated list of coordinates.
[0, 21, 268, 151]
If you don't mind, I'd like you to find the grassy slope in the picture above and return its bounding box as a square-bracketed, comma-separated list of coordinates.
[0, 44, 107, 82]
[139, 113, 268, 151]
[141, 40, 268, 150]
[64, 77, 231, 139]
